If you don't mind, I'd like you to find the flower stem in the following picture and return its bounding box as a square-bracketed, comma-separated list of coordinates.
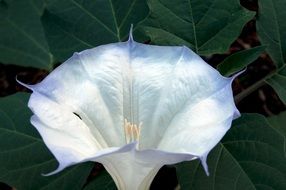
[234, 77, 267, 104]
[234, 67, 283, 103]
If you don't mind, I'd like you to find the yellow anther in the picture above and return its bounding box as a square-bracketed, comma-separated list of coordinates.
[123, 119, 142, 147]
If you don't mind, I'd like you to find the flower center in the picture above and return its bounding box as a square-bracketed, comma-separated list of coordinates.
[123, 119, 142, 147]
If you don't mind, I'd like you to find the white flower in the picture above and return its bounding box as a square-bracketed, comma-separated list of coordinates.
[20, 33, 240, 190]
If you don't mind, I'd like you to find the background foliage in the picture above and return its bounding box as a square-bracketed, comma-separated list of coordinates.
[0, 0, 286, 189]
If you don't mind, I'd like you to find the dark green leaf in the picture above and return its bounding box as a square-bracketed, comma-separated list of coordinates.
[257, 0, 286, 104]
[84, 170, 116, 190]
[0, 0, 52, 69]
[257, 0, 286, 68]
[176, 114, 286, 190]
[0, 93, 93, 190]
[217, 46, 266, 76]
[268, 111, 286, 156]
[265, 66, 286, 104]
[139, 0, 255, 55]
[42, 0, 149, 61]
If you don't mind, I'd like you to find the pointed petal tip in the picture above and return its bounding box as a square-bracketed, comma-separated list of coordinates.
[41, 172, 54, 177]
[128, 24, 134, 42]
[73, 52, 81, 56]
[230, 68, 246, 82]
[200, 155, 210, 176]
[41, 165, 65, 176]
[16, 76, 34, 91]
[233, 108, 241, 119]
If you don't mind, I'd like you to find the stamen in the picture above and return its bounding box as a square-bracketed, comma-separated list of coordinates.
[123, 119, 142, 147]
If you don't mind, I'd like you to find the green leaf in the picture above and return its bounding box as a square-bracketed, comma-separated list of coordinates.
[257, 0, 286, 68]
[83, 170, 116, 190]
[217, 46, 266, 77]
[0, 0, 53, 69]
[42, 0, 149, 61]
[176, 114, 286, 190]
[256, 0, 286, 104]
[265, 66, 286, 104]
[268, 111, 286, 156]
[139, 0, 255, 55]
[0, 93, 94, 190]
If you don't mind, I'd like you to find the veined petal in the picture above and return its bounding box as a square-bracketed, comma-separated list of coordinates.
[23, 36, 240, 186]
[157, 80, 237, 174]
[29, 40, 202, 148]
[30, 50, 127, 147]
[28, 91, 134, 175]
[129, 45, 237, 150]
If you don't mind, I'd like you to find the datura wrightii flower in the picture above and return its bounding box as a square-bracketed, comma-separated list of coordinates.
[20, 32, 240, 190]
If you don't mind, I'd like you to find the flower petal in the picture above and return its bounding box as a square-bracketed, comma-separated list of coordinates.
[29, 40, 195, 148]
[28, 91, 135, 175]
[125, 45, 235, 149]
[24, 37, 239, 179]
[29, 49, 127, 147]
[156, 75, 238, 175]
[95, 143, 197, 190]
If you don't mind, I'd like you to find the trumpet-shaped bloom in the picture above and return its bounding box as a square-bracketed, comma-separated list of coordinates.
[21, 34, 240, 190]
